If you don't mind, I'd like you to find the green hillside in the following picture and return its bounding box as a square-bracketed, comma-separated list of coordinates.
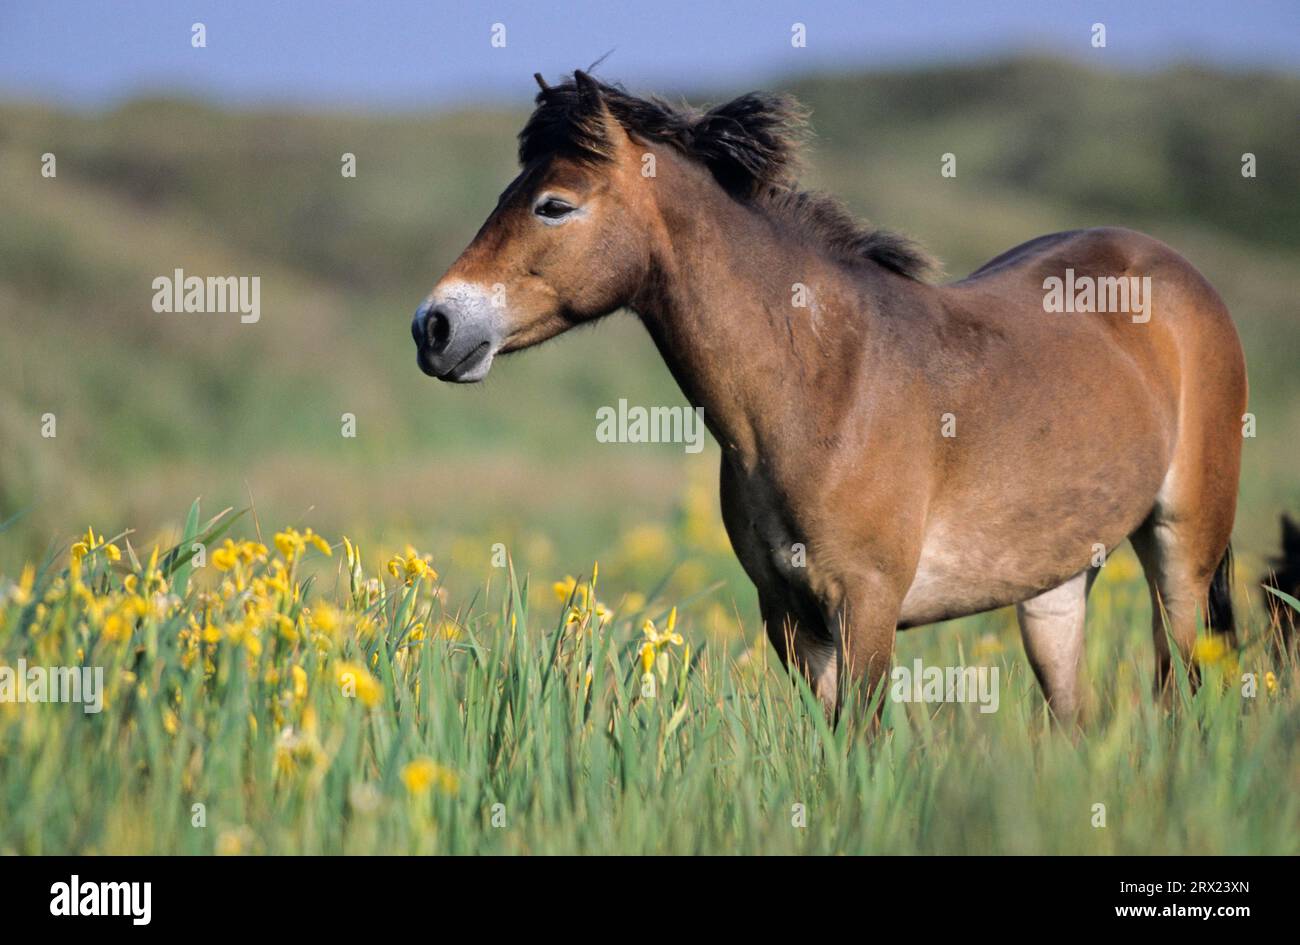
[1, 56, 1297, 617]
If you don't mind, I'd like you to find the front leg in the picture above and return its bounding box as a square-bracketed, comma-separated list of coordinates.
[721, 458, 843, 711]
[822, 571, 908, 728]
[760, 591, 840, 710]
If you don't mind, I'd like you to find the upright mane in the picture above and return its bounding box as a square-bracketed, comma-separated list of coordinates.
[519, 72, 935, 281]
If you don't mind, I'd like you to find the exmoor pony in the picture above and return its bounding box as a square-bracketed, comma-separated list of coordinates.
[412, 72, 1246, 724]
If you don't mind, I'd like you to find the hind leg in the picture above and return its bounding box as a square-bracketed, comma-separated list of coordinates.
[1017, 569, 1096, 726]
[1125, 276, 1244, 694]
[1129, 503, 1233, 697]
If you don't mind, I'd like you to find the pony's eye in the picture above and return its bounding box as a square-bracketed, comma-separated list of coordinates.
[535, 197, 575, 220]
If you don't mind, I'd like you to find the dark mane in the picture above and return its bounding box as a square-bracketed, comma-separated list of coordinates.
[519, 73, 935, 281]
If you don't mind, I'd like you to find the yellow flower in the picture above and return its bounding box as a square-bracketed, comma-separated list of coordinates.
[401, 758, 436, 794]
[69, 527, 119, 564]
[163, 709, 180, 735]
[309, 602, 342, 638]
[291, 665, 308, 701]
[72, 527, 97, 562]
[552, 575, 578, 603]
[102, 612, 132, 643]
[401, 757, 460, 796]
[1192, 635, 1231, 667]
[259, 560, 291, 597]
[386, 546, 436, 585]
[274, 612, 298, 642]
[274, 527, 327, 561]
[1264, 671, 1278, 695]
[211, 539, 240, 571]
[640, 641, 656, 674]
[10, 563, 36, 606]
[303, 528, 332, 557]
[274, 528, 304, 559]
[335, 661, 381, 708]
[642, 608, 683, 649]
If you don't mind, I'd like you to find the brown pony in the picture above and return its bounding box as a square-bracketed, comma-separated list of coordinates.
[412, 71, 1246, 724]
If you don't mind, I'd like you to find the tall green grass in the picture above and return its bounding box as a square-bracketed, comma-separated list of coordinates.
[0, 505, 1294, 855]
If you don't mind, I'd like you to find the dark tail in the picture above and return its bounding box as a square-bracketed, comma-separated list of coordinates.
[1207, 544, 1237, 644]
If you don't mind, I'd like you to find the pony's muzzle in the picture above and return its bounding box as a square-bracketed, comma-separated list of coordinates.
[412, 298, 497, 383]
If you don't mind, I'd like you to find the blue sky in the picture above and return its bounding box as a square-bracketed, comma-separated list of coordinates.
[2, 0, 1297, 109]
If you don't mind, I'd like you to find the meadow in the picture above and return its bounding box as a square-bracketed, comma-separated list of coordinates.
[1, 57, 1298, 854]
[0, 502, 1295, 854]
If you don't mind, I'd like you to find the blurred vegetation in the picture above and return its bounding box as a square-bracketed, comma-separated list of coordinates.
[0, 55, 1298, 625]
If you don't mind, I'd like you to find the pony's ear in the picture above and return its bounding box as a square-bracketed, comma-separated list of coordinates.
[572, 69, 619, 153]
[688, 92, 807, 198]
[573, 70, 601, 105]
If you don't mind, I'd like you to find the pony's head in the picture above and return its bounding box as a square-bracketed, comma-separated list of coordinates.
[411, 69, 810, 381]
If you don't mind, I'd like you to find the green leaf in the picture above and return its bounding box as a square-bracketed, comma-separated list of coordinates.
[1263, 583, 1300, 614]
[159, 505, 245, 580]
[170, 499, 202, 596]
[0, 507, 29, 536]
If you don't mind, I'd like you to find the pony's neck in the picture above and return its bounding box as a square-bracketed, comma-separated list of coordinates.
[630, 162, 884, 470]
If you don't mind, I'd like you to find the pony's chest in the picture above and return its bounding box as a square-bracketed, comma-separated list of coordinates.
[725, 473, 816, 586]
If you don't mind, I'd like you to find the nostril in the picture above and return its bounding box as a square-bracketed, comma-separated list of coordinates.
[426, 307, 452, 354]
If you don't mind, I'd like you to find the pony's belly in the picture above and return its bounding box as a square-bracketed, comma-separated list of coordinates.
[898, 553, 1039, 628]
[896, 513, 1135, 628]
[897, 394, 1172, 628]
